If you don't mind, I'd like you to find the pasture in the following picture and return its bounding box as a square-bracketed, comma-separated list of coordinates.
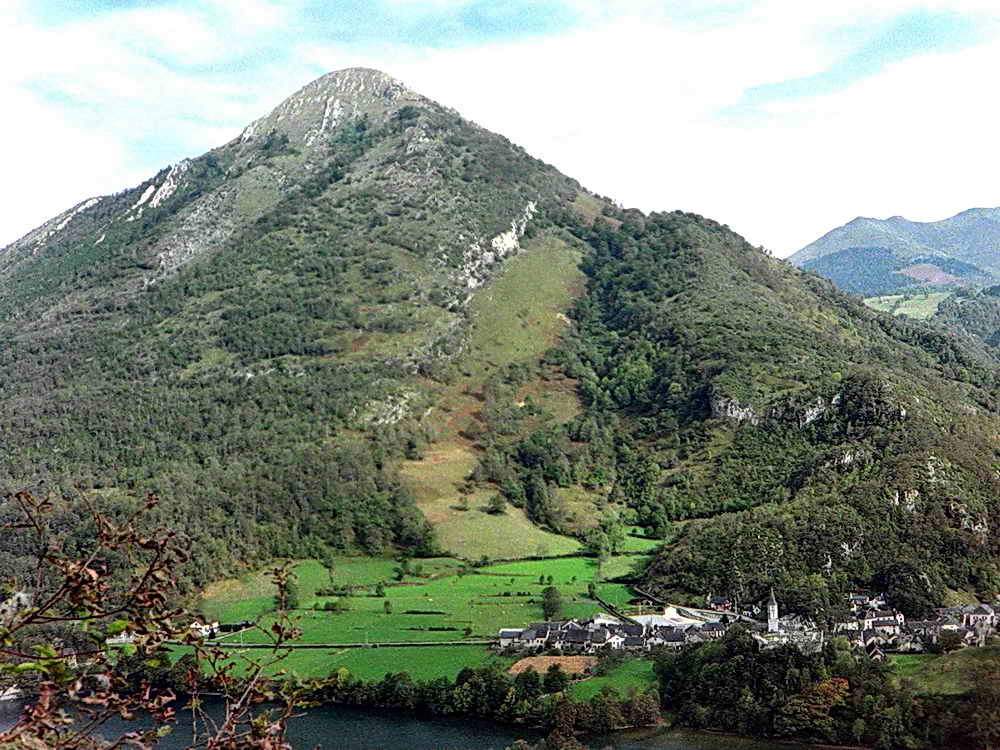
[199, 557, 462, 623]
[197, 554, 647, 681]
[398, 234, 589, 560]
[274, 645, 508, 681]
[889, 646, 1000, 695]
[568, 658, 657, 700]
[863, 291, 951, 320]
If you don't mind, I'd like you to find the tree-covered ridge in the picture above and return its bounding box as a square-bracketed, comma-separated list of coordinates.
[471, 208, 1000, 615]
[932, 286, 1000, 349]
[801, 247, 988, 297]
[801, 247, 919, 296]
[0, 69, 588, 589]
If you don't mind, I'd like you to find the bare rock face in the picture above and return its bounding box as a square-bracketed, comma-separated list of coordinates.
[710, 395, 761, 425]
[456, 201, 537, 293]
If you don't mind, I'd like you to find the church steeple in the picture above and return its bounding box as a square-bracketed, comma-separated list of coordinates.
[767, 588, 779, 633]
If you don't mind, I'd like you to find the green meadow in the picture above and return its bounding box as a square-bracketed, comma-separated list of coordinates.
[863, 291, 951, 319]
[568, 658, 657, 700]
[889, 646, 1000, 695]
[195, 553, 647, 681]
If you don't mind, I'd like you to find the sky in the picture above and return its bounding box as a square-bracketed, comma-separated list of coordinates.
[3, 0, 1000, 256]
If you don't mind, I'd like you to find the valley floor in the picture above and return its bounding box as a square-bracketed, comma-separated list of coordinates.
[191, 552, 652, 680]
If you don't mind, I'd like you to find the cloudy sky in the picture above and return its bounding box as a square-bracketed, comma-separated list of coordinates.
[3, 0, 1000, 256]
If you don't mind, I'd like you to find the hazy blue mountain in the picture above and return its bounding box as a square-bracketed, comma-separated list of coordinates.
[789, 209, 1000, 295]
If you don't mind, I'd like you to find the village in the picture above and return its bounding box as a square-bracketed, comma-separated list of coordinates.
[496, 590, 1000, 662]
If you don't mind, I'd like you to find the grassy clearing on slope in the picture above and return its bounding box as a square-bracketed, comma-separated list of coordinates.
[600, 554, 650, 580]
[468, 234, 584, 371]
[433, 504, 582, 560]
[400, 233, 587, 559]
[569, 193, 608, 226]
[888, 653, 937, 680]
[864, 292, 952, 319]
[399, 444, 580, 559]
[568, 658, 657, 700]
[619, 536, 662, 554]
[891, 646, 1000, 695]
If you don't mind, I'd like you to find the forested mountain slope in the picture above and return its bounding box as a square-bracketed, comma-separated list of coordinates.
[0, 68, 586, 588]
[477, 210, 1000, 617]
[5, 69, 1000, 618]
[932, 286, 1000, 349]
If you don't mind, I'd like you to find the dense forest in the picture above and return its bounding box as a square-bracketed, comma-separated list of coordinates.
[933, 285, 1000, 349]
[469, 208, 1000, 615]
[800, 247, 986, 296]
[654, 628, 1000, 749]
[801, 246, 921, 296]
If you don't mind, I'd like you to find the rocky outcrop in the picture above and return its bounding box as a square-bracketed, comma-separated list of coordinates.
[354, 389, 422, 427]
[710, 376, 907, 431]
[145, 186, 242, 284]
[238, 67, 423, 150]
[888, 488, 921, 513]
[455, 201, 537, 292]
[950, 501, 990, 542]
[709, 395, 761, 425]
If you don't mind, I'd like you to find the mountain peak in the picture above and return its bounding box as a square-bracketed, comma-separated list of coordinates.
[305, 67, 416, 102]
[237, 67, 424, 149]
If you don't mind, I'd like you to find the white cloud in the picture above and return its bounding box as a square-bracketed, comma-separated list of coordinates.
[3, 0, 1000, 256]
[0, 88, 147, 247]
[361, 4, 1000, 255]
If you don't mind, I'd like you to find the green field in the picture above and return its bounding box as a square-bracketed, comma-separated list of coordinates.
[197, 554, 648, 680]
[484, 556, 641, 587]
[890, 646, 1000, 695]
[568, 658, 657, 700]
[170, 643, 508, 682]
[262, 645, 507, 681]
[619, 536, 662, 554]
[863, 292, 951, 319]
[199, 557, 462, 623]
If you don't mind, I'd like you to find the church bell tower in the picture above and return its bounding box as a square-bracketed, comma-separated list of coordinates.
[767, 588, 779, 633]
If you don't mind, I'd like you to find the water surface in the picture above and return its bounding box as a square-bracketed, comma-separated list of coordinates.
[0, 698, 792, 749]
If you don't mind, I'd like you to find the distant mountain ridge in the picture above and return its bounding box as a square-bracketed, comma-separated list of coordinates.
[789, 208, 1000, 296]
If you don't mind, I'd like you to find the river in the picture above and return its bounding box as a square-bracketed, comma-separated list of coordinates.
[0, 698, 791, 749]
